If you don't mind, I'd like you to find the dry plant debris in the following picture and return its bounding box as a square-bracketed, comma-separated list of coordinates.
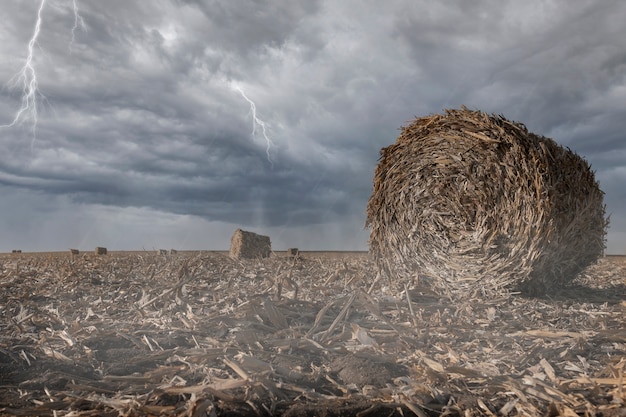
[230, 229, 272, 259]
[0, 252, 625, 416]
[366, 108, 608, 297]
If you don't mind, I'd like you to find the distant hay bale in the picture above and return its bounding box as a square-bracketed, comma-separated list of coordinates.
[366, 107, 608, 296]
[12, 250, 22, 254]
[229, 228, 271, 259]
[95, 247, 108, 255]
[70, 249, 79, 255]
[287, 248, 299, 258]
[169, 249, 178, 255]
[158, 249, 168, 255]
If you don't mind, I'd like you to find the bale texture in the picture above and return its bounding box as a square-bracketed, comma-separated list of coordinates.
[366, 108, 608, 296]
[95, 247, 108, 255]
[229, 228, 271, 259]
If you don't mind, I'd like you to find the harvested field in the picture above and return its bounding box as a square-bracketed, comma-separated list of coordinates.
[1, 251, 625, 416]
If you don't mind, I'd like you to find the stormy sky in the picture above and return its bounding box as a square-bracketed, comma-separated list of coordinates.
[1, 0, 625, 253]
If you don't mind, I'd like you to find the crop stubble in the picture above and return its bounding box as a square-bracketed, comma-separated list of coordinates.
[0, 252, 625, 416]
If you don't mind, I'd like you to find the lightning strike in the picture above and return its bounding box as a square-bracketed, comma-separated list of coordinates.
[1, 0, 46, 145]
[232, 84, 275, 167]
[69, 0, 86, 49]
[2, 0, 85, 149]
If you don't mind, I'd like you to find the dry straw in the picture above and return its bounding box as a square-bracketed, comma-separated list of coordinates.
[229, 228, 272, 259]
[366, 107, 608, 296]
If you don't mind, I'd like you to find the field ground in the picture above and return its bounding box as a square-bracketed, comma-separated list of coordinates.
[0, 251, 625, 416]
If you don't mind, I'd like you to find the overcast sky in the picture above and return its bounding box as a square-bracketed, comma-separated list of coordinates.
[1, 0, 625, 253]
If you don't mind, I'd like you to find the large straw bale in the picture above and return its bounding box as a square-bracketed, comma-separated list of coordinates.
[366, 108, 608, 296]
[229, 228, 272, 259]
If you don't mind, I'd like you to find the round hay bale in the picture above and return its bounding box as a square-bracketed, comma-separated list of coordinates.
[366, 107, 608, 296]
[229, 228, 272, 259]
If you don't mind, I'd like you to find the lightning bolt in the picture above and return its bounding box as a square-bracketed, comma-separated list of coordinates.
[69, 0, 86, 50]
[231, 84, 275, 168]
[2, 0, 85, 150]
[1, 0, 46, 146]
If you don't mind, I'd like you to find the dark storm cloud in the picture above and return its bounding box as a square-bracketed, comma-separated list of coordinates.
[176, 0, 322, 54]
[1, 0, 625, 252]
[0, 122, 360, 228]
[393, 1, 626, 127]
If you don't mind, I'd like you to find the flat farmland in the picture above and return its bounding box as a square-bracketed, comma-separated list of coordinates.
[1, 251, 625, 416]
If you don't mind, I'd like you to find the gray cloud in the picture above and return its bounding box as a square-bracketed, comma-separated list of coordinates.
[1, 0, 625, 252]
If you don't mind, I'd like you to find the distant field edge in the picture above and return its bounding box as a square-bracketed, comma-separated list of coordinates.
[0, 250, 370, 256]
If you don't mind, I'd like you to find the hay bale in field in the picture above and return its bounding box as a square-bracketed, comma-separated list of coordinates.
[366, 107, 608, 296]
[95, 247, 107, 255]
[70, 249, 79, 255]
[229, 228, 271, 259]
[287, 248, 299, 259]
[158, 249, 168, 255]
[169, 249, 178, 255]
